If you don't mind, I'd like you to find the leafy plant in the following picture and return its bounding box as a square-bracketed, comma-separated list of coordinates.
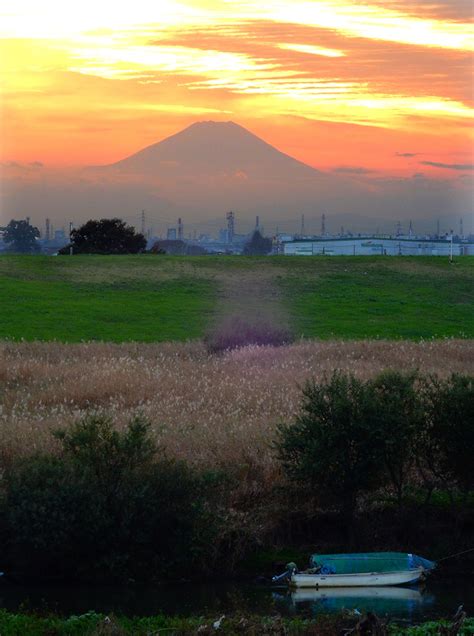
[370, 370, 423, 505]
[6, 415, 221, 580]
[276, 371, 384, 528]
[422, 373, 474, 498]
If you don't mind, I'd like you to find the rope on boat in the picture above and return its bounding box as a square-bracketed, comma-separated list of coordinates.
[437, 547, 474, 563]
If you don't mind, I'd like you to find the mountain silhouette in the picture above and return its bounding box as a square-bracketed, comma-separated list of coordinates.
[104, 121, 319, 182]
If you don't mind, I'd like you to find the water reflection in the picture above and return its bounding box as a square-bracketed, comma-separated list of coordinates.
[0, 577, 470, 624]
[273, 586, 435, 621]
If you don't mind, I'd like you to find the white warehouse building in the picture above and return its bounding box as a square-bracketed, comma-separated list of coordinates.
[282, 237, 474, 257]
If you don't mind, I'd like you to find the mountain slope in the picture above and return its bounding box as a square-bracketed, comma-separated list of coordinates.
[105, 121, 319, 182]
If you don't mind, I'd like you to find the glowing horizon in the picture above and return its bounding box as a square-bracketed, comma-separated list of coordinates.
[1, 0, 473, 177]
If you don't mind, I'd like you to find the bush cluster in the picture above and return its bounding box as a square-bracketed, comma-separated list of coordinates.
[3, 416, 221, 582]
[277, 371, 474, 525]
[0, 372, 471, 583]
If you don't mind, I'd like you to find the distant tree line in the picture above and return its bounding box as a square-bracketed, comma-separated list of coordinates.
[243, 230, 272, 255]
[59, 218, 146, 255]
[3, 218, 275, 257]
[3, 219, 41, 253]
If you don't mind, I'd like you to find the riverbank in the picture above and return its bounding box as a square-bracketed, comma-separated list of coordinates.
[0, 609, 471, 635]
[1, 350, 473, 584]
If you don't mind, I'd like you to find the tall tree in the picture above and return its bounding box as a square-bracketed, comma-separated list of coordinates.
[4, 219, 41, 253]
[59, 218, 147, 255]
[243, 230, 272, 255]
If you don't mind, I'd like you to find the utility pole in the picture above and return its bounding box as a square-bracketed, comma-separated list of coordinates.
[69, 221, 74, 256]
[45, 218, 51, 241]
[449, 229, 453, 263]
[141, 210, 146, 236]
[178, 217, 183, 241]
[460, 218, 463, 238]
[321, 213, 326, 237]
[436, 219, 440, 239]
[255, 215, 260, 232]
[300, 214, 305, 236]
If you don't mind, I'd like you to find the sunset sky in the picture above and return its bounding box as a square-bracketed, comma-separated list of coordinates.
[1, 0, 473, 232]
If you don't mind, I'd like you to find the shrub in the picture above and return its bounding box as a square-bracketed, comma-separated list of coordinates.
[276, 371, 384, 527]
[422, 373, 474, 497]
[370, 370, 423, 505]
[6, 455, 103, 577]
[276, 370, 430, 526]
[5, 415, 221, 581]
[205, 316, 292, 353]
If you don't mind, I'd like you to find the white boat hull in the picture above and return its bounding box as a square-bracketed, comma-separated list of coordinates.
[290, 568, 425, 588]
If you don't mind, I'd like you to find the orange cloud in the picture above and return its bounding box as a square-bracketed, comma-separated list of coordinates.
[0, 0, 472, 177]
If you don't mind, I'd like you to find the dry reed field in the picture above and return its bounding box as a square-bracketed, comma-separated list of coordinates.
[1, 339, 472, 477]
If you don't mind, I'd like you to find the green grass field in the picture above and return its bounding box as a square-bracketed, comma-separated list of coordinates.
[0, 254, 472, 341]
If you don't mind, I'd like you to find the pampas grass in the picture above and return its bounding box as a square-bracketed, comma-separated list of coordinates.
[1, 339, 472, 474]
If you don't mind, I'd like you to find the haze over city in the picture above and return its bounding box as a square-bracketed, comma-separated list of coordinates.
[1, 0, 473, 235]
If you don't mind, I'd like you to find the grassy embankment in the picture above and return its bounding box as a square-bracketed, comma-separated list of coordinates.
[0, 254, 472, 341]
[0, 610, 471, 636]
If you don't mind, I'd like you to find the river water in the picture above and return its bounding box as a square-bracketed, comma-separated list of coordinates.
[0, 575, 472, 624]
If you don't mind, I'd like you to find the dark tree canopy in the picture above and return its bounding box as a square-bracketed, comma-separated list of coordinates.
[151, 240, 208, 256]
[243, 230, 272, 256]
[3, 219, 41, 253]
[59, 218, 147, 255]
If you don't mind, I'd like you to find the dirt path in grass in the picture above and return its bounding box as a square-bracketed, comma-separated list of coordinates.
[210, 267, 292, 330]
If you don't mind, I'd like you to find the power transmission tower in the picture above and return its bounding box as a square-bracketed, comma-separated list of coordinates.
[141, 210, 146, 235]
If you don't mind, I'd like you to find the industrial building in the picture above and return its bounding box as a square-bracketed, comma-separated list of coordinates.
[282, 237, 474, 257]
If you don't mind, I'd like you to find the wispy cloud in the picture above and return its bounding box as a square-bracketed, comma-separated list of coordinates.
[278, 43, 345, 58]
[420, 161, 474, 170]
[332, 165, 375, 174]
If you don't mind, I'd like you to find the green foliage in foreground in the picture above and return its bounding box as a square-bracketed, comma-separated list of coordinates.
[0, 254, 472, 341]
[0, 610, 471, 636]
[277, 371, 474, 526]
[5, 416, 222, 581]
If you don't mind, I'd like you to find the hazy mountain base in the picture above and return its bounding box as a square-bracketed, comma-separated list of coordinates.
[2, 121, 471, 233]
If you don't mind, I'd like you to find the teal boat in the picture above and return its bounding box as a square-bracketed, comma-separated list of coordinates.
[274, 552, 436, 588]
